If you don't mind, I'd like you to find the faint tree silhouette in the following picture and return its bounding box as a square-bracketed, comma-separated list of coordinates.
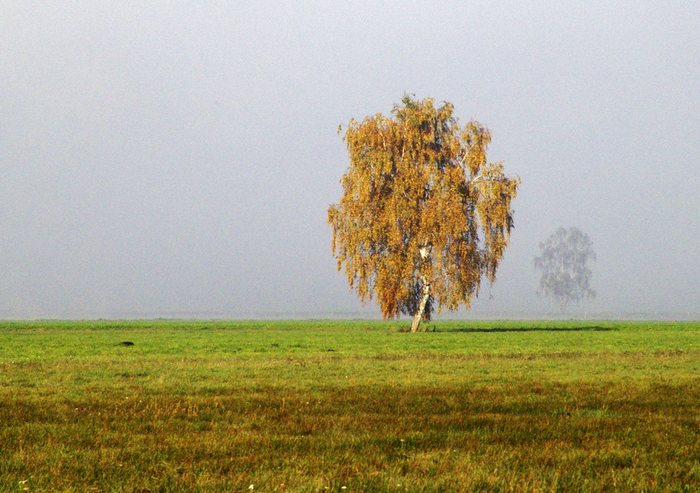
[534, 227, 596, 312]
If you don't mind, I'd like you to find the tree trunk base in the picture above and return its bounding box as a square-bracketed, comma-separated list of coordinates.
[410, 286, 430, 333]
[410, 313, 422, 333]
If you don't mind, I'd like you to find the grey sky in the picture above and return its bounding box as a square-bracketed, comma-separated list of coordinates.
[2, 1, 699, 318]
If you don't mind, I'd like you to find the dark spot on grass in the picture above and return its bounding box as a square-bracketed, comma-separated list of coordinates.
[116, 341, 134, 346]
[117, 372, 149, 378]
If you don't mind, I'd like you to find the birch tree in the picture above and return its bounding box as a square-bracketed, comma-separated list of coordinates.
[328, 95, 519, 332]
[534, 227, 596, 312]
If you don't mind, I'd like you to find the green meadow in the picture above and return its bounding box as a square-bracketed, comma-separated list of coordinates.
[1, 320, 699, 492]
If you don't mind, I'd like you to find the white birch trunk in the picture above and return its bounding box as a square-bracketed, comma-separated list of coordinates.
[410, 246, 431, 333]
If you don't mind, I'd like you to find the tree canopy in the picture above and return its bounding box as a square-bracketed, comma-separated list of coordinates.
[328, 95, 519, 332]
[534, 227, 596, 312]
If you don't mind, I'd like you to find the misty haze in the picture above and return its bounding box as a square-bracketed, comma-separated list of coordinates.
[2, 2, 699, 318]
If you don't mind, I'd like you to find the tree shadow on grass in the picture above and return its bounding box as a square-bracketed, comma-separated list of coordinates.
[441, 326, 617, 333]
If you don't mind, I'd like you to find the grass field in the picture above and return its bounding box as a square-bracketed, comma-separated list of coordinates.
[1, 320, 699, 492]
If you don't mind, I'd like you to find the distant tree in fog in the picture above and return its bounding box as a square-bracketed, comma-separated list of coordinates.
[534, 227, 596, 312]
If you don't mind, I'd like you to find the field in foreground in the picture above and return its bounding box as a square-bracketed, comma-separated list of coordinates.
[1, 320, 699, 492]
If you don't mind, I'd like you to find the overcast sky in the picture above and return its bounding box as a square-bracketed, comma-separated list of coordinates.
[2, 1, 699, 318]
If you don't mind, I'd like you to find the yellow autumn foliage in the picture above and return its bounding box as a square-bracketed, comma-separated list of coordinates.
[328, 96, 519, 329]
